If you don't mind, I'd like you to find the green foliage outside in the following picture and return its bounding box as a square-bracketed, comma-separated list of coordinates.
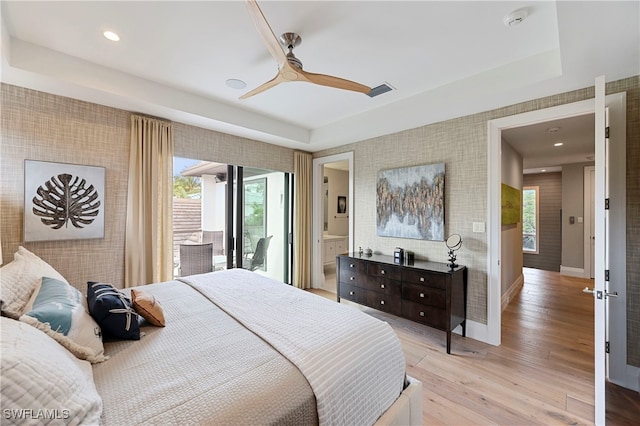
[173, 175, 201, 198]
[522, 189, 536, 234]
[245, 202, 264, 226]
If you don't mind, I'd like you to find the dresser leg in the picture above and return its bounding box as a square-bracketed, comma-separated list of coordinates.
[446, 332, 451, 354]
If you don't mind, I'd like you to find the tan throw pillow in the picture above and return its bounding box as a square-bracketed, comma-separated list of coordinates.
[131, 288, 165, 327]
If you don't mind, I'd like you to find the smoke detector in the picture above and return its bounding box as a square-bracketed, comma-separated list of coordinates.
[503, 9, 528, 27]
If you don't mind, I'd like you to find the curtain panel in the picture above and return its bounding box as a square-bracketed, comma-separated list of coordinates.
[293, 151, 312, 289]
[125, 115, 174, 287]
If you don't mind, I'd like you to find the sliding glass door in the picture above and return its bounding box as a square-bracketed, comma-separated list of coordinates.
[172, 157, 292, 283]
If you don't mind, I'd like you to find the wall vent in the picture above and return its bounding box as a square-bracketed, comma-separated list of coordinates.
[367, 82, 394, 98]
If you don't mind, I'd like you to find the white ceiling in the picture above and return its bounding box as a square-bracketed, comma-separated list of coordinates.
[503, 112, 595, 171]
[1, 0, 638, 163]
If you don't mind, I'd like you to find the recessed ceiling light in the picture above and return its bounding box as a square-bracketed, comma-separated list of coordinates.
[541, 169, 547, 172]
[103, 31, 120, 42]
[554, 142, 564, 147]
[226, 79, 247, 90]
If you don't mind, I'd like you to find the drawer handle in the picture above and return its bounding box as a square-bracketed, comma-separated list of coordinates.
[350, 276, 355, 280]
[420, 293, 425, 298]
[381, 270, 386, 275]
[380, 300, 385, 305]
[420, 277, 425, 282]
[349, 291, 355, 295]
[380, 284, 385, 289]
[350, 263, 354, 268]
[420, 311, 425, 317]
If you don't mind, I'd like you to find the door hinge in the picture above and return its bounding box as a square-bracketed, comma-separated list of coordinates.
[605, 270, 610, 281]
[605, 198, 610, 210]
[605, 341, 610, 354]
[605, 126, 610, 138]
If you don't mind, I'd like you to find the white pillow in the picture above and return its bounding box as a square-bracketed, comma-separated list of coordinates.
[0, 247, 68, 319]
[0, 316, 103, 425]
[20, 277, 107, 364]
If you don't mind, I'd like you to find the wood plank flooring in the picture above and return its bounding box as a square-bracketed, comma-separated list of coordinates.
[312, 266, 639, 425]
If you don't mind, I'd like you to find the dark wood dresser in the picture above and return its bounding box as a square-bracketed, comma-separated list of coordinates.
[336, 253, 467, 353]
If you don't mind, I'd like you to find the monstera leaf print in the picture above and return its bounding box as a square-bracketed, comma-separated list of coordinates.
[32, 173, 101, 229]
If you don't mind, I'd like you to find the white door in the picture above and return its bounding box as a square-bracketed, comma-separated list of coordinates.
[590, 168, 595, 278]
[586, 75, 608, 425]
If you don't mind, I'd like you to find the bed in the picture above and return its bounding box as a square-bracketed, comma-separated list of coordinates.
[1, 247, 422, 425]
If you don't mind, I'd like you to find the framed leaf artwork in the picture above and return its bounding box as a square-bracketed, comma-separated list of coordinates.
[24, 160, 105, 241]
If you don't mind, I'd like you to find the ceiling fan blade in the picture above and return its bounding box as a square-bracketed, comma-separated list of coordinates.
[245, 0, 287, 67]
[240, 72, 286, 99]
[299, 69, 372, 95]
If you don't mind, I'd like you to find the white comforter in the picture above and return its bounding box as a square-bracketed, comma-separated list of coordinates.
[181, 269, 406, 426]
[93, 279, 317, 425]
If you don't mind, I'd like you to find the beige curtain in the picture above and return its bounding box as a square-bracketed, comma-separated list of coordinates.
[293, 151, 312, 289]
[125, 115, 174, 287]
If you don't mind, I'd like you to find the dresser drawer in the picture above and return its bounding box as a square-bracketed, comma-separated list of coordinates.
[402, 284, 445, 308]
[402, 301, 447, 330]
[403, 269, 445, 289]
[339, 257, 367, 274]
[339, 269, 364, 287]
[364, 291, 402, 316]
[339, 282, 367, 305]
[368, 263, 402, 280]
[361, 276, 401, 297]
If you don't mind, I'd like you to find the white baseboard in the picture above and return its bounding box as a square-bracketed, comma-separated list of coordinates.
[453, 319, 496, 346]
[610, 364, 640, 392]
[560, 265, 585, 278]
[501, 274, 524, 311]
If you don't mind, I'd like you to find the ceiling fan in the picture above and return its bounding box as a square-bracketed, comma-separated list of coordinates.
[240, 0, 372, 99]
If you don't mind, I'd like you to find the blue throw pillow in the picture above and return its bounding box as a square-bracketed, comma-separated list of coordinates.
[22, 277, 106, 362]
[87, 282, 140, 340]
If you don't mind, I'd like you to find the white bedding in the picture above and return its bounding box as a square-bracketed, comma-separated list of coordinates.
[93, 280, 317, 425]
[181, 269, 407, 426]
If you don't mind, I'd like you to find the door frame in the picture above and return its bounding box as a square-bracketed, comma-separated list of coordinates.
[488, 90, 632, 420]
[487, 94, 627, 342]
[312, 152, 354, 288]
[487, 99, 600, 346]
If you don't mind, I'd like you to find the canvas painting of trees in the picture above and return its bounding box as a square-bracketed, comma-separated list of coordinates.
[376, 163, 445, 241]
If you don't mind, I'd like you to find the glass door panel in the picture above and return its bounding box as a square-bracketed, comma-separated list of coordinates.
[239, 167, 291, 283]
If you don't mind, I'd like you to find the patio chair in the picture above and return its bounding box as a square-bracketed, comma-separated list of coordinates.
[179, 243, 213, 276]
[244, 235, 272, 271]
[202, 230, 224, 255]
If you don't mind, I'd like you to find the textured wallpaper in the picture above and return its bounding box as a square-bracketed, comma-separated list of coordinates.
[2, 76, 638, 366]
[0, 84, 297, 293]
[1, 85, 130, 292]
[314, 76, 639, 369]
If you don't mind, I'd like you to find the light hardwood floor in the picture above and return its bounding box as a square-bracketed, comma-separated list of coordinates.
[313, 267, 639, 425]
